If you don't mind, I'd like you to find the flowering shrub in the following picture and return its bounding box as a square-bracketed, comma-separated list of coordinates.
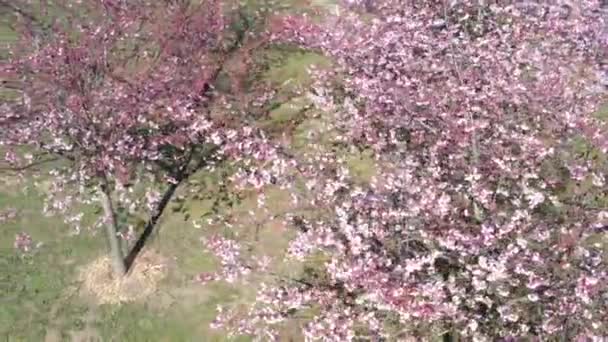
[206, 1, 608, 340]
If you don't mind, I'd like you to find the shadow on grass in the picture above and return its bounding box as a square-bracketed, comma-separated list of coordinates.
[124, 180, 181, 271]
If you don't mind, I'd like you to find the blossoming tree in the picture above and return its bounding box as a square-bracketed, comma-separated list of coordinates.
[1, 0, 283, 278]
[205, 0, 608, 340]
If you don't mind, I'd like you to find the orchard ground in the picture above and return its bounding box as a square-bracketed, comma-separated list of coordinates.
[0, 166, 294, 341]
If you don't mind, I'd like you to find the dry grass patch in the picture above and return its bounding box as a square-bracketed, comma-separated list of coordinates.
[78, 250, 167, 305]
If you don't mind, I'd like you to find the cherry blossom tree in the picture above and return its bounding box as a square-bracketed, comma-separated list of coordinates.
[1, 0, 283, 278]
[205, 0, 608, 340]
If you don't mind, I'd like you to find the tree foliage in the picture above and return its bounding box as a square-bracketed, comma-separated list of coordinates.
[1, 0, 284, 276]
[206, 1, 608, 340]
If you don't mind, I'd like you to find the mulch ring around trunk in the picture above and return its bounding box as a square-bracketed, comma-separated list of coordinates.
[78, 250, 167, 305]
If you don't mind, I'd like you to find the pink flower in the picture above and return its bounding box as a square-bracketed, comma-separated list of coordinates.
[14, 232, 33, 253]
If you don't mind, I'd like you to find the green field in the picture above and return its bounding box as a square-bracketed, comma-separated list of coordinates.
[0, 168, 301, 341]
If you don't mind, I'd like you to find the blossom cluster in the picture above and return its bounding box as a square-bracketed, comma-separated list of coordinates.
[2, 0, 285, 243]
[207, 1, 608, 340]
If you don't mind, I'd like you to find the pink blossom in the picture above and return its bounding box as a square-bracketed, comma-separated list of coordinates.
[14, 232, 33, 253]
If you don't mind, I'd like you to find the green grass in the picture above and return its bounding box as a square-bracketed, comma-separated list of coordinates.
[269, 96, 312, 124]
[0, 155, 312, 341]
[264, 51, 332, 95]
[0, 172, 284, 341]
[593, 102, 608, 122]
[345, 148, 377, 183]
[0, 186, 99, 340]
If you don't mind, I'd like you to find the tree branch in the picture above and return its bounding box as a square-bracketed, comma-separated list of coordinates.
[0, 157, 60, 173]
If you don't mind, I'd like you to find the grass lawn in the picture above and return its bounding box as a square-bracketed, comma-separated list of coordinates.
[0, 174, 237, 341]
[0, 164, 312, 341]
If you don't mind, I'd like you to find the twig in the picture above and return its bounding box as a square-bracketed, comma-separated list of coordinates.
[0, 157, 60, 173]
[443, 0, 480, 165]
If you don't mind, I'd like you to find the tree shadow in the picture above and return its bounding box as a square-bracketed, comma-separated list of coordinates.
[124, 180, 181, 271]
[124, 145, 219, 272]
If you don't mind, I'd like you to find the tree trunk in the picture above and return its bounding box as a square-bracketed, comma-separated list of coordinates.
[99, 180, 127, 278]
